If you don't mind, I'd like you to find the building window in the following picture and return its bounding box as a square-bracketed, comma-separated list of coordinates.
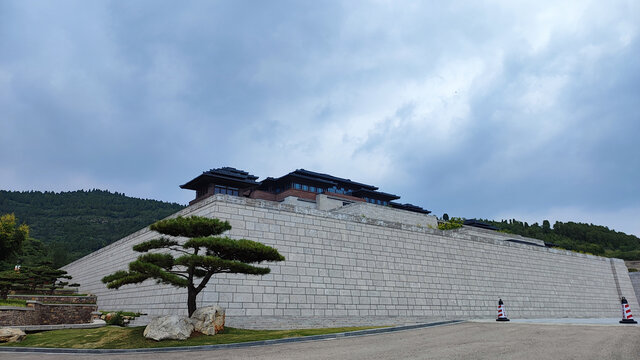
[294, 183, 302, 190]
[309, 186, 316, 193]
[214, 185, 239, 196]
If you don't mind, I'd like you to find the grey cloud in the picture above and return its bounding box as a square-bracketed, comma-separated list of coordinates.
[1, 1, 638, 234]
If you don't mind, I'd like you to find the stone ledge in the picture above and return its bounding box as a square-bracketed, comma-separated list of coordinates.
[5, 319, 106, 332]
[9, 295, 97, 305]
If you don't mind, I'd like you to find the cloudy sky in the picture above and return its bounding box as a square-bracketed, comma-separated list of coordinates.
[1, 1, 639, 236]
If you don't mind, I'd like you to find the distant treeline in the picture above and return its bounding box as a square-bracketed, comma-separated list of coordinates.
[484, 219, 640, 260]
[0, 190, 185, 268]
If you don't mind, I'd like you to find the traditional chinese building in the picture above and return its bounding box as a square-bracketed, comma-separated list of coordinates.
[180, 167, 430, 214]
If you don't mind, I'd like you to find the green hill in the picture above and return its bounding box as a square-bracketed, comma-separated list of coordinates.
[0, 190, 185, 267]
[484, 218, 640, 260]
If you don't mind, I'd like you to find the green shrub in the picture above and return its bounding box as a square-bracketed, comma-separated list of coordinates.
[105, 312, 125, 326]
[101, 310, 142, 326]
[628, 268, 638, 272]
[438, 217, 464, 230]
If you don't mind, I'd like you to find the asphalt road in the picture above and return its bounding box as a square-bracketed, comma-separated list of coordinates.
[3, 322, 640, 360]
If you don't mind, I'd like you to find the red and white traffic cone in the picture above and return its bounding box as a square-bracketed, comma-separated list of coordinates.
[619, 297, 637, 324]
[496, 298, 510, 321]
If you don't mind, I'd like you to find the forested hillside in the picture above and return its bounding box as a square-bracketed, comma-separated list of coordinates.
[0, 190, 184, 267]
[485, 219, 640, 260]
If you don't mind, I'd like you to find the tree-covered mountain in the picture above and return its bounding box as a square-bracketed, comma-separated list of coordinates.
[0, 190, 184, 267]
[484, 218, 640, 260]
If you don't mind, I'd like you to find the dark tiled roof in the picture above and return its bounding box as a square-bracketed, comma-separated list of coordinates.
[463, 219, 498, 231]
[351, 188, 400, 201]
[293, 169, 378, 190]
[180, 167, 260, 189]
[389, 202, 431, 214]
[207, 167, 259, 181]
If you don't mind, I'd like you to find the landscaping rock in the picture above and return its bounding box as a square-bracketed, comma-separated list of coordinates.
[190, 306, 226, 335]
[0, 328, 26, 343]
[143, 315, 194, 341]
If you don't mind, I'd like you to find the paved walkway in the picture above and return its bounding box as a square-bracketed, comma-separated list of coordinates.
[472, 317, 639, 325]
[3, 321, 640, 360]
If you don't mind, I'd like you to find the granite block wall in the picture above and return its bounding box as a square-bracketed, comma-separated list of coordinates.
[63, 194, 640, 329]
[629, 272, 640, 309]
[334, 202, 438, 228]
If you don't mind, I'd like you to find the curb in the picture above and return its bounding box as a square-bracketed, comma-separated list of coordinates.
[0, 319, 464, 354]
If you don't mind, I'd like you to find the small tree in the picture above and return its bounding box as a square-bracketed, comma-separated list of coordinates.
[19, 263, 78, 294]
[102, 216, 285, 316]
[0, 213, 29, 263]
[0, 270, 26, 299]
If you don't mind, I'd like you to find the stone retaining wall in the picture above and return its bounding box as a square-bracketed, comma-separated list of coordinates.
[8, 295, 97, 304]
[0, 301, 97, 326]
[0, 307, 36, 326]
[63, 194, 640, 328]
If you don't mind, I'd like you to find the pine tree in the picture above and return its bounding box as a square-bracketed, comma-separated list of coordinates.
[0, 270, 26, 299]
[102, 216, 285, 316]
[23, 263, 77, 294]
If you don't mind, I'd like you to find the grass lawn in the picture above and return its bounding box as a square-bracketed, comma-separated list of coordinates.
[0, 325, 383, 349]
[0, 298, 27, 307]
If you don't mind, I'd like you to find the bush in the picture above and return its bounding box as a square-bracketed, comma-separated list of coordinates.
[438, 217, 464, 230]
[101, 310, 142, 326]
[105, 311, 125, 326]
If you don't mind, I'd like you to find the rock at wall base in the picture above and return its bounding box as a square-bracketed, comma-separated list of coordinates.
[190, 306, 225, 335]
[143, 315, 194, 341]
[0, 328, 26, 343]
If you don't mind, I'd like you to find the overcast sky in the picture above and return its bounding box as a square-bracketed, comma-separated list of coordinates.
[1, 1, 639, 236]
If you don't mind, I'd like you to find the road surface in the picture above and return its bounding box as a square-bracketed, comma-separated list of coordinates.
[3, 321, 639, 360]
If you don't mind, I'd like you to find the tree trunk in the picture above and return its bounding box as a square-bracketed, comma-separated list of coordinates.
[187, 286, 197, 317]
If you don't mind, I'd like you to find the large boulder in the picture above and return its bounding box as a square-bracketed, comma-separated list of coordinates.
[0, 328, 26, 343]
[143, 315, 194, 341]
[190, 306, 226, 335]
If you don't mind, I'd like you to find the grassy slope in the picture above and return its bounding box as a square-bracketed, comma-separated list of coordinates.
[0, 325, 381, 349]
